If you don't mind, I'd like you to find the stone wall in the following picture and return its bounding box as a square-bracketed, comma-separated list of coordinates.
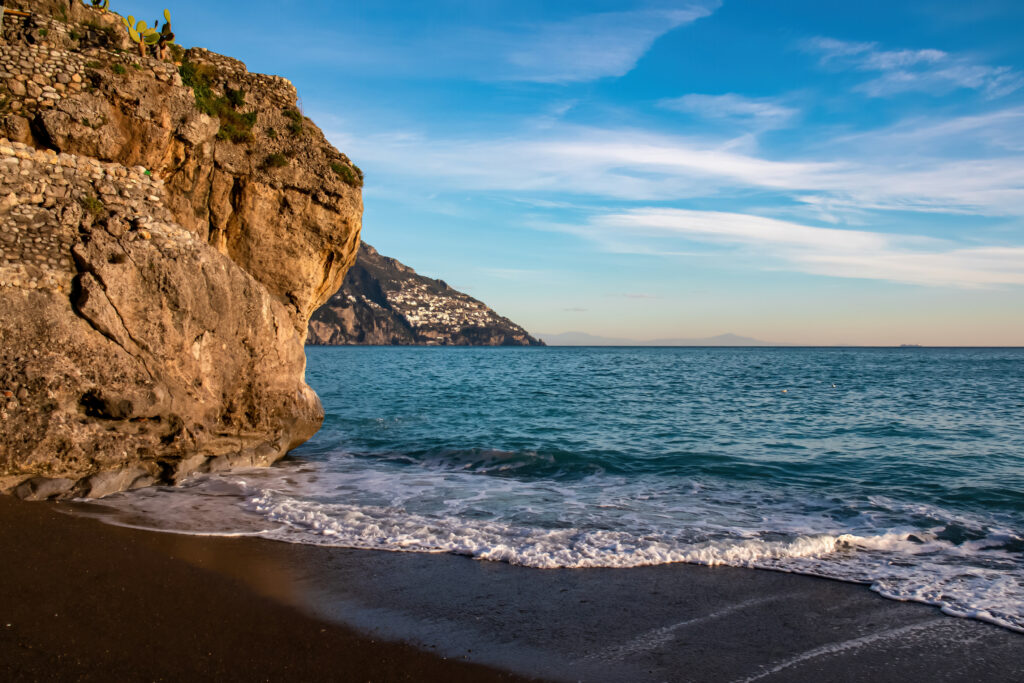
[0, 139, 174, 296]
[0, 42, 89, 114]
[186, 47, 297, 111]
[0, 9, 180, 144]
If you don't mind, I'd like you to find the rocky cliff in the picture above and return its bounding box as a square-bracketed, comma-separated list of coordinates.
[308, 243, 542, 346]
[0, 1, 362, 498]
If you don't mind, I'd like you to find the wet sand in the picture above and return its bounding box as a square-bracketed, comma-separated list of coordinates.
[0, 496, 525, 682]
[2, 496, 1022, 682]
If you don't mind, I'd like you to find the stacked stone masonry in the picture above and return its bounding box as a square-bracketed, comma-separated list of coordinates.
[0, 139, 185, 293]
[186, 48, 298, 110]
[1, 42, 88, 113]
[1, 42, 180, 120]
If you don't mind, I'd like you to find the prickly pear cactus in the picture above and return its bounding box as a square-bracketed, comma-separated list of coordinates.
[122, 15, 160, 56]
[154, 9, 176, 58]
[88, 0, 110, 12]
[159, 9, 175, 45]
[121, 9, 175, 59]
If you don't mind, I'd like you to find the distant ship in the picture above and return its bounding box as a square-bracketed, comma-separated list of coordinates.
[899, 344, 923, 348]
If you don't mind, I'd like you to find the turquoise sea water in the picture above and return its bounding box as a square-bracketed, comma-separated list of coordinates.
[89, 347, 1024, 633]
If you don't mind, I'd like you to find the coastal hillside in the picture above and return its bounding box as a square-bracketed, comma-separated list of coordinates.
[0, 1, 361, 498]
[308, 243, 543, 346]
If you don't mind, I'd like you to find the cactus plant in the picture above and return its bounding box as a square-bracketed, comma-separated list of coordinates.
[119, 8, 175, 60]
[122, 15, 160, 57]
[154, 9, 175, 60]
[88, 0, 110, 12]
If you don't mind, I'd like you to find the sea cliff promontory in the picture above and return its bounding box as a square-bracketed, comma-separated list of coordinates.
[308, 243, 543, 346]
[0, 0, 362, 498]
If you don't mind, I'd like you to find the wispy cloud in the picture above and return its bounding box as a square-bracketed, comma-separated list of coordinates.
[286, 2, 719, 84]
[660, 93, 798, 129]
[501, 5, 719, 83]
[329, 115, 1024, 216]
[805, 36, 1024, 98]
[829, 106, 1024, 154]
[569, 209, 1024, 288]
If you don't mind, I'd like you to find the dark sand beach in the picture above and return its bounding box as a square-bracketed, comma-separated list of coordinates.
[2, 496, 1022, 682]
[0, 496, 524, 682]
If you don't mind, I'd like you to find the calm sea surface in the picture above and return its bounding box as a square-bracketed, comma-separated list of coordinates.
[86, 347, 1024, 633]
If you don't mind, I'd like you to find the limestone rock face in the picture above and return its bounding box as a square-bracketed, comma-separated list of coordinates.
[308, 244, 543, 347]
[0, 3, 362, 497]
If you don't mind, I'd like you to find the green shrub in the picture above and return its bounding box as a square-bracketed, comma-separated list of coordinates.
[84, 61, 102, 69]
[226, 88, 246, 108]
[282, 108, 303, 135]
[216, 110, 257, 143]
[266, 127, 277, 140]
[180, 59, 217, 114]
[131, 63, 143, 71]
[38, 28, 49, 37]
[331, 162, 364, 188]
[79, 194, 105, 219]
[111, 63, 127, 75]
[181, 60, 257, 143]
[264, 153, 288, 168]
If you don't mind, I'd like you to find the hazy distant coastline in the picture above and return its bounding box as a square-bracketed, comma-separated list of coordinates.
[539, 332, 785, 346]
[538, 333, 1022, 347]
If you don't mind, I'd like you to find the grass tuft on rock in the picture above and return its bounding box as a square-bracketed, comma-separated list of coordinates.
[226, 88, 246, 108]
[79, 194, 106, 219]
[181, 60, 257, 144]
[331, 162, 364, 188]
[179, 59, 218, 114]
[282, 108, 303, 135]
[264, 153, 289, 169]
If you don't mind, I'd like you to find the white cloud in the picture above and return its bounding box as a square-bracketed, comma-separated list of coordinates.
[660, 93, 799, 128]
[830, 107, 1024, 153]
[501, 5, 718, 83]
[329, 118, 1024, 216]
[576, 209, 1024, 288]
[805, 36, 1024, 98]
[808, 37, 946, 70]
[287, 3, 719, 84]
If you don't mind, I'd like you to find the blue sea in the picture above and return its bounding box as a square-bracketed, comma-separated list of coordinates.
[87, 347, 1024, 633]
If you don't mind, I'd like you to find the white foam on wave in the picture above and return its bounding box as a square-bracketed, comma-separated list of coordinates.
[245, 488, 1024, 634]
[76, 462, 1024, 636]
[248, 488, 878, 568]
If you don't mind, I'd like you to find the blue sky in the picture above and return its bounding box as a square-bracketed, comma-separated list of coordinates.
[135, 0, 1023, 344]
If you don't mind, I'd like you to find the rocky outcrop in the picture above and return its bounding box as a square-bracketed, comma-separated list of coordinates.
[308, 244, 542, 346]
[0, 2, 362, 498]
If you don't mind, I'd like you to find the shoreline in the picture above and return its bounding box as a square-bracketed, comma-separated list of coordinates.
[0, 496, 526, 682]
[3, 497, 1022, 681]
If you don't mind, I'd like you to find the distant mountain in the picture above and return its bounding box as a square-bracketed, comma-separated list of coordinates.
[540, 331, 781, 346]
[308, 244, 543, 346]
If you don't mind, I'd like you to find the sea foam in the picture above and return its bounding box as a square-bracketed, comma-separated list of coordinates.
[72, 347, 1024, 636]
